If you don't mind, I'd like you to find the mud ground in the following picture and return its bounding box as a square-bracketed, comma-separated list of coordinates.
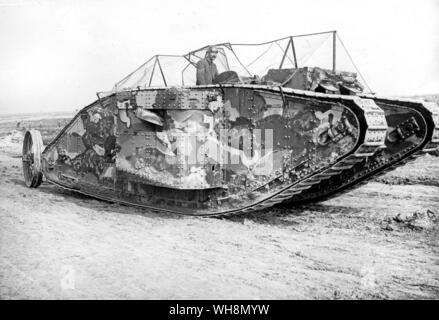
[0, 117, 438, 299]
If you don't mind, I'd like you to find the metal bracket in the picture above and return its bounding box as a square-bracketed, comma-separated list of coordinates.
[278, 86, 287, 109]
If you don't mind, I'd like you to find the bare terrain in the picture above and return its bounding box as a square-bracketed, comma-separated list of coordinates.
[0, 113, 438, 299]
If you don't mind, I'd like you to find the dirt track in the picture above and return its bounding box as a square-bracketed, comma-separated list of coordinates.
[0, 129, 438, 299]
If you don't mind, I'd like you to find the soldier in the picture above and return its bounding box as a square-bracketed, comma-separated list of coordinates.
[196, 45, 219, 85]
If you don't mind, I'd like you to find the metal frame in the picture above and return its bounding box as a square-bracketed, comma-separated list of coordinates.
[332, 31, 337, 72]
[113, 30, 344, 91]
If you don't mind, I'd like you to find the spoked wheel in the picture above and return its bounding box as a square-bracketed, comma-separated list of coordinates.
[22, 130, 44, 188]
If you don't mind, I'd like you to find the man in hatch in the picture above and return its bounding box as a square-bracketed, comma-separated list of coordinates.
[196, 45, 219, 85]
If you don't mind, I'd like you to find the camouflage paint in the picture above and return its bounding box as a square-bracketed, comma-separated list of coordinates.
[41, 85, 364, 214]
[43, 97, 118, 189]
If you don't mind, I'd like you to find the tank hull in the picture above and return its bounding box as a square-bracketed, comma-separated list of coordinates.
[39, 84, 388, 216]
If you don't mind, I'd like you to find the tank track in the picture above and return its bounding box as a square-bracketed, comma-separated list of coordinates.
[42, 85, 388, 216]
[279, 96, 439, 206]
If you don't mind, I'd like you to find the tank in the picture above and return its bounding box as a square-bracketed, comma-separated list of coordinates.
[22, 31, 439, 216]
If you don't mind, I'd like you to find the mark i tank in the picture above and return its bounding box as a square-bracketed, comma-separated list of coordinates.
[22, 31, 439, 216]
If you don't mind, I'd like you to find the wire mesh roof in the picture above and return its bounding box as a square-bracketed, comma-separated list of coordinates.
[111, 31, 370, 93]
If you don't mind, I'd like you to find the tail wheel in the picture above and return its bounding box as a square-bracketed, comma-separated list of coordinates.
[22, 130, 44, 188]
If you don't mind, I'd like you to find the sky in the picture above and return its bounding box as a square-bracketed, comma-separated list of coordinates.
[0, 0, 438, 114]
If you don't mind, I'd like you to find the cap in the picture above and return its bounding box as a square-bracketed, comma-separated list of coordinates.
[206, 45, 219, 53]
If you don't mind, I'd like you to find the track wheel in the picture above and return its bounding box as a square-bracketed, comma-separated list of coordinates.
[22, 130, 44, 188]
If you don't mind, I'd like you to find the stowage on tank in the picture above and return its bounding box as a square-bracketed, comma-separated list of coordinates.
[22, 31, 439, 216]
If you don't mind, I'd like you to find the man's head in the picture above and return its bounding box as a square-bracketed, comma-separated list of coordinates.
[206, 45, 218, 62]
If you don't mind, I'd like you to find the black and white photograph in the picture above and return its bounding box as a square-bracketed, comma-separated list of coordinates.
[0, 0, 438, 304]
